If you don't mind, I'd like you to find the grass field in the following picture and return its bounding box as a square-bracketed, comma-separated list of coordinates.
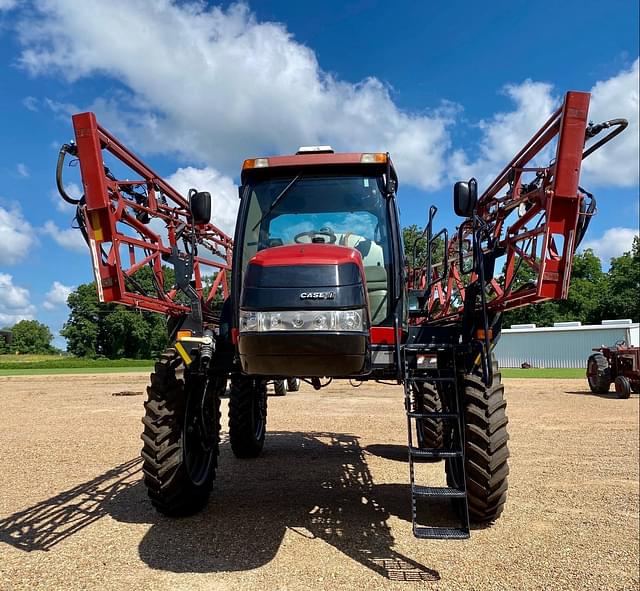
[0, 366, 153, 376]
[0, 355, 153, 375]
[0, 354, 585, 378]
[501, 367, 584, 379]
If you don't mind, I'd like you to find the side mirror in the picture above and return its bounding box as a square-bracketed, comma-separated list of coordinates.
[189, 190, 211, 225]
[453, 178, 478, 217]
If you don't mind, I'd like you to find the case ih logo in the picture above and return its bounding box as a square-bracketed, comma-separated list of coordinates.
[300, 291, 335, 300]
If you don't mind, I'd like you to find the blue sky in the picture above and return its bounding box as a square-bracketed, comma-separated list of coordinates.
[0, 0, 638, 348]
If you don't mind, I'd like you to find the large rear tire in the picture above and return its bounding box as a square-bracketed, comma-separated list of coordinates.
[412, 382, 443, 450]
[229, 376, 267, 458]
[587, 353, 611, 394]
[141, 348, 222, 516]
[447, 359, 510, 524]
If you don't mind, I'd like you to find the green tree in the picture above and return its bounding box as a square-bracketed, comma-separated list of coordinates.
[403, 224, 428, 268]
[0, 328, 12, 354]
[61, 266, 174, 359]
[402, 224, 446, 272]
[504, 250, 605, 327]
[61, 283, 110, 357]
[554, 249, 606, 325]
[103, 308, 151, 359]
[9, 320, 54, 354]
[605, 236, 640, 322]
[503, 244, 639, 327]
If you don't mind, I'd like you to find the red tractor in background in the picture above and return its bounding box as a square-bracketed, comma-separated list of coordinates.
[56, 91, 626, 540]
[587, 344, 640, 398]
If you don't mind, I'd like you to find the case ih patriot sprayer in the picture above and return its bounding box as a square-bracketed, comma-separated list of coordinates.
[56, 91, 626, 539]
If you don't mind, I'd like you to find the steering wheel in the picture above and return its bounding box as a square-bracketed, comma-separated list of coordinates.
[294, 227, 337, 244]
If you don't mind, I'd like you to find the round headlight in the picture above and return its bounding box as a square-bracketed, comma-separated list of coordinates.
[242, 312, 258, 330]
[341, 310, 361, 330]
[269, 314, 282, 329]
[313, 314, 328, 330]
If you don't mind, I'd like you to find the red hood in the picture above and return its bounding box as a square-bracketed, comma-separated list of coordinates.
[249, 244, 363, 267]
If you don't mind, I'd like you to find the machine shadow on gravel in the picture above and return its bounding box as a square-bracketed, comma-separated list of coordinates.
[0, 431, 442, 582]
[564, 390, 635, 399]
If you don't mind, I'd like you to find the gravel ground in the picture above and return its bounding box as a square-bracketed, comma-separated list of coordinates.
[0, 374, 638, 591]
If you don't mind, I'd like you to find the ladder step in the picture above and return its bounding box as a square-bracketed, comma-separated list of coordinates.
[413, 485, 466, 498]
[414, 526, 470, 540]
[407, 411, 459, 420]
[409, 446, 462, 459]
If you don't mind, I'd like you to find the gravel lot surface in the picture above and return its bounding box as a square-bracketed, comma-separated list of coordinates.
[0, 374, 638, 591]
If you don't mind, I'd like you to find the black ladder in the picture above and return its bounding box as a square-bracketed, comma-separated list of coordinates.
[403, 343, 470, 540]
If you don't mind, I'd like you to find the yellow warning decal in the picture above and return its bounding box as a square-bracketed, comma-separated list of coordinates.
[90, 211, 104, 241]
[175, 341, 192, 366]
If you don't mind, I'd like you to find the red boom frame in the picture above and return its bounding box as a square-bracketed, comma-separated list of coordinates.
[415, 91, 593, 321]
[72, 112, 233, 316]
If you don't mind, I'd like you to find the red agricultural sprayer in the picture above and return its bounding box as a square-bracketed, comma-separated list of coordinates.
[57, 91, 626, 538]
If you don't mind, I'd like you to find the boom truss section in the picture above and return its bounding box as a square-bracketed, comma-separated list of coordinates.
[67, 112, 233, 316]
[413, 91, 626, 323]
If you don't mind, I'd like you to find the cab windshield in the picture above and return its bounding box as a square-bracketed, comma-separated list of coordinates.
[241, 175, 392, 325]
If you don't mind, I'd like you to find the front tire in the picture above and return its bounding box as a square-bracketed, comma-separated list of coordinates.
[287, 377, 300, 392]
[141, 349, 222, 516]
[614, 376, 632, 399]
[272, 380, 287, 397]
[229, 376, 267, 458]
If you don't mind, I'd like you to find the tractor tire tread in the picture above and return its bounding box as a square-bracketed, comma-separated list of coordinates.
[460, 360, 510, 524]
[140, 348, 220, 516]
[229, 377, 267, 458]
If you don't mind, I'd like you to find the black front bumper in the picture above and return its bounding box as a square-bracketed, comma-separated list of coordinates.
[238, 331, 369, 377]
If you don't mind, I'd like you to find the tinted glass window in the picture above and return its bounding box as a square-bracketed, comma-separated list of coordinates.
[240, 175, 393, 325]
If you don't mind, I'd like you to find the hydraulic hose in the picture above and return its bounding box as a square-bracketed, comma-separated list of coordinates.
[575, 187, 596, 249]
[56, 143, 81, 205]
[583, 118, 628, 160]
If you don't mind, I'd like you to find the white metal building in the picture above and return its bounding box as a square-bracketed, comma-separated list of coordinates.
[494, 320, 640, 368]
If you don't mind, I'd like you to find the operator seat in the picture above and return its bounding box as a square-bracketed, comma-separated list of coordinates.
[339, 233, 388, 325]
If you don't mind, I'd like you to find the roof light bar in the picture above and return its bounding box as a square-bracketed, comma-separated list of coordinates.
[296, 146, 334, 154]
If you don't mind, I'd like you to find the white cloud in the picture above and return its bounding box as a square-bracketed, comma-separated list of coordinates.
[41, 220, 87, 252]
[11, 1, 637, 198]
[0, 273, 36, 326]
[50, 181, 82, 212]
[15, 0, 453, 191]
[0, 204, 36, 265]
[582, 227, 638, 263]
[0, 0, 17, 11]
[449, 80, 557, 187]
[450, 61, 639, 191]
[16, 163, 29, 178]
[166, 166, 238, 236]
[22, 95, 38, 111]
[43, 281, 74, 310]
[582, 59, 639, 187]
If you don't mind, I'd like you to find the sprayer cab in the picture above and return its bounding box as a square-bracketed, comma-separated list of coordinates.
[233, 149, 402, 377]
